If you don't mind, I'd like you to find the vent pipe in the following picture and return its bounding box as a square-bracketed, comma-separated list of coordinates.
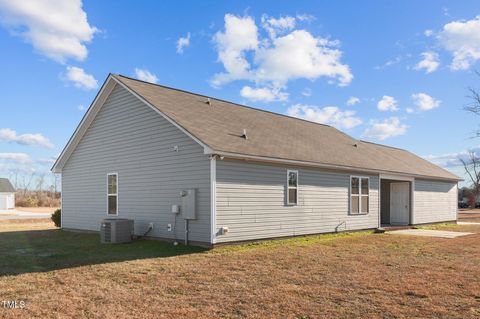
[241, 129, 248, 140]
[206, 98, 211, 106]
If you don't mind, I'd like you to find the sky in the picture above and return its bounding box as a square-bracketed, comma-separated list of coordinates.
[1, 0, 480, 188]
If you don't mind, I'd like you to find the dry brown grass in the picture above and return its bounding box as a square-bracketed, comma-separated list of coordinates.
[0, 222, 479, 319]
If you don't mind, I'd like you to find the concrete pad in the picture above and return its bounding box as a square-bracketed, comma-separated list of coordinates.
[457, 221, 480, 225]
[387, 229, 473, 238]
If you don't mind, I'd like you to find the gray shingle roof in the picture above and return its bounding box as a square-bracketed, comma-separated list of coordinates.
[114, 74, 460, 181]
[0, 178, 15, 192]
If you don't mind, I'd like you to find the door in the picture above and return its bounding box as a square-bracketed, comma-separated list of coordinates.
[390, 182, 410, 225]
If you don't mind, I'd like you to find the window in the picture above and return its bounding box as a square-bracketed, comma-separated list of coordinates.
[287, 170, 298, 205]
[350, 176, 369, 214]
[107, 173, 118, 215]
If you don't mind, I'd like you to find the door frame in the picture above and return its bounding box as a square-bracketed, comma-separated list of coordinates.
[379, 174, 415, 227]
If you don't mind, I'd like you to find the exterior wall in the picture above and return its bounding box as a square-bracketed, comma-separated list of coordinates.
[0, 193, 15, 209]
[61, 84, 211, 243]
[413, 179, 457, 224]
[215, 159, 379, 243]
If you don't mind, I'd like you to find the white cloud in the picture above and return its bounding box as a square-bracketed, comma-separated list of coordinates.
[424, 29, 434, 37]
[211, 14, 353, 100]
[411, 92, 440, 111]
[0, 152, 31, 164]
[240, 86, 288, 102]
[0, 0, 97, 63]
[414, 51, 440, 74]
[0, 128, 54, 149]
[287, 104, 362, 129]
[64, 66, 98, 90]
[301, 87, 312, 96]
[346, 96, 360, 106]
[77, 104, 86, 111]
[261, 14, 296, 39]
[406, 107, 414, 114]
[424, 146, 480, 168]
[377, 95, 398, 112]
[211, 14, 259, 86]
[296, 14, 315, 22]
[134, 68, 158, 84]
[362, 117, 407, 140]
[176, 32, 191, 54]
[255, 30, 352, 87]
[438, 16, 480, 70]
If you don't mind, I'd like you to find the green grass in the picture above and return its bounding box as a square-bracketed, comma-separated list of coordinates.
[0, 224, 376, 276]
[0, 229, 206, 276]
[215, 230, 374, 253]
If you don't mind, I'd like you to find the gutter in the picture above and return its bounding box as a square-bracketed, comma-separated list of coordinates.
[207, 150, 463, 182]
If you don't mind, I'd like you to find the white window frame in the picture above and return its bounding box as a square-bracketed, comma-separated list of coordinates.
[350, 176, 369, 215]
[287, 169, 299, 205]
[107, 173, 118, 216]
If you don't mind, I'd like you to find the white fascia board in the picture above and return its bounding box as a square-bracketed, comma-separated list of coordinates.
[209, 150, 460, 182]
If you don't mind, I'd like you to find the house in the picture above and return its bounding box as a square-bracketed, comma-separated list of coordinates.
[52, 74, 461, 246]
[0, 178, 15, 210]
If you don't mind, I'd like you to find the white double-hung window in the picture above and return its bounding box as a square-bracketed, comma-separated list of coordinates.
[107, 173, 118, 215]
[350, 176, 369, 214]
[287, 170, 298, 205]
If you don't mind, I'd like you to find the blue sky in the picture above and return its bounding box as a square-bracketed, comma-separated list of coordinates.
[1, 0, 480, 187]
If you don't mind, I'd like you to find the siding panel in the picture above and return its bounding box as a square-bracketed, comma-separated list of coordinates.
[413, 179, 457, 224]
[215, 159, 379, 243]
[62, 85, 211, 243]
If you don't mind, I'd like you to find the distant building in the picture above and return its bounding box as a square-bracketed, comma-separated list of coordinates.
[0, 178, 15, 210]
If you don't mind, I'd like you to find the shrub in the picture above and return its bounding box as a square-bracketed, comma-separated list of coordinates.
[51, 209, 61, 227]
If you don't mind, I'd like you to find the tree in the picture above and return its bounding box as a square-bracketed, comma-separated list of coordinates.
[459, 151, 480, 207]
[465, 71, 480, 137]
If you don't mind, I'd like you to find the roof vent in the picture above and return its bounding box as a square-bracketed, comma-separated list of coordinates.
[206, 98, 212, 106]
[353, 143, 358, 148]
[241, 129, 248, 140]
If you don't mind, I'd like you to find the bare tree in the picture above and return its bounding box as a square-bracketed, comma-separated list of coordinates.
[459, 151, 480, 207]
[465, 71, 480, 137]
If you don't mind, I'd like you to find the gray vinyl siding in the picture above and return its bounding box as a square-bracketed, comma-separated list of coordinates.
[413, 179, 457, 224]
[61, 84, 211, 243]
[215, 159, 379, 243]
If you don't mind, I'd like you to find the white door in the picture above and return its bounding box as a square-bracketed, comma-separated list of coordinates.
[390, 182, 410, 225]
[7, 194, 14, 209]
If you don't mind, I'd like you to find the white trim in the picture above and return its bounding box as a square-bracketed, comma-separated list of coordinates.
[287, 169, 298, 205]
[210, 151, 460, 182]
[379, 173, 414, 182]
[349, 176, 370, 215]
[52, 75, 117, 173]
[210, 156, 217, 244]
[410, 179, 415, 224]
[107, 172, 118, 216]
[111, 76, 212, 154]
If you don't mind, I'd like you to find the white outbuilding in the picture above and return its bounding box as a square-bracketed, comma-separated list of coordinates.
[0, 178, 15, 210]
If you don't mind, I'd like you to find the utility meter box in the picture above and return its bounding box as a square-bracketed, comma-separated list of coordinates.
[181, 189, 196, 220]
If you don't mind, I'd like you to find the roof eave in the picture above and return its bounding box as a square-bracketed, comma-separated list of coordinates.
[208, 150, 462, 182]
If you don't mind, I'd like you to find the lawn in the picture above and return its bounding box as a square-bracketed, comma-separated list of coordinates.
[0, 220, 479, 318]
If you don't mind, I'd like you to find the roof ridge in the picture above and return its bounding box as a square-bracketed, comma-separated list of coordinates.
[114, 74, 348, 132]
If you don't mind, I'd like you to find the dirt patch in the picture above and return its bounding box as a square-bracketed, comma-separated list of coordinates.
[0, 223, 479, 318]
